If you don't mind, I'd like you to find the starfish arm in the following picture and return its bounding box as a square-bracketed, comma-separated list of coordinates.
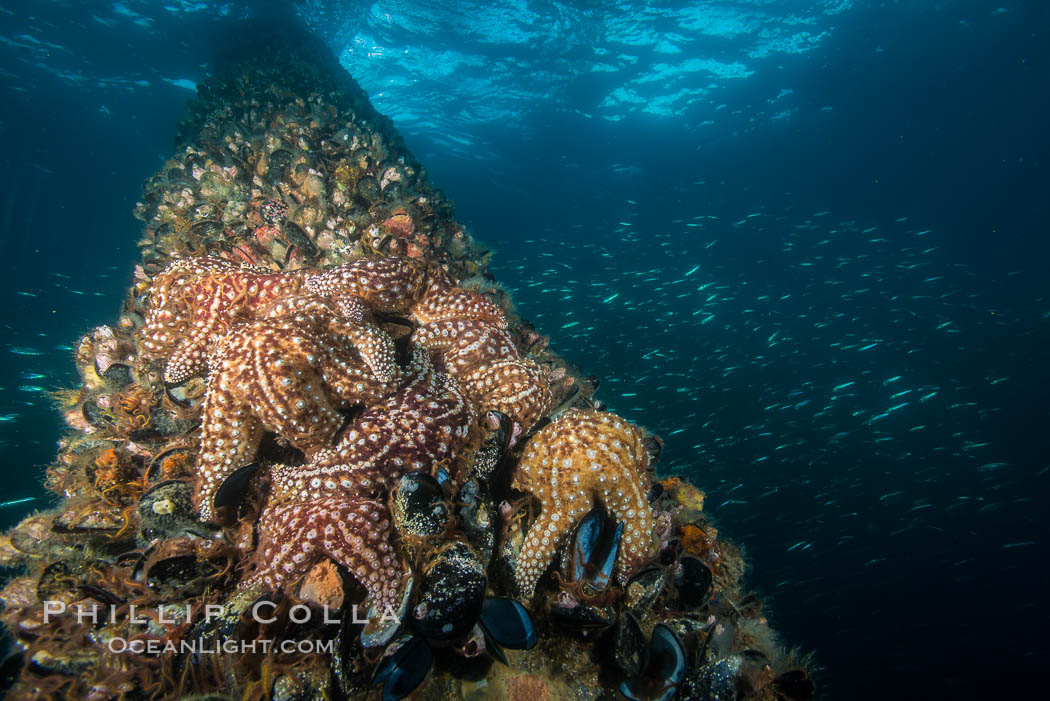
[315, 345, 390, 408]
[326, 317, 398, 386]
[163, 333, 209, 384]
[195, 397, 264, 522]
[330, 294, 368, 324]
[411, 287, 508, 328]
[307, 257, 424, 312]
[245, 499, 406, 615]
[251, 371, 344, 456]
[412, 320, 520, 374]
[515, 492, 591, 599]
[600, 484, 655, 581]
[463, 359, 551, 432]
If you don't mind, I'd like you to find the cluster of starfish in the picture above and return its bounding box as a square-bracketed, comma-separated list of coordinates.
[512, 409, 658, 598]
[405, 268, 552, 432]
[139, 253, 656, 616]
[194, 292, 398, 522]
[137, 254, 540, 617]
[244, 348, 476, 613]
[139, 257, 312, 384]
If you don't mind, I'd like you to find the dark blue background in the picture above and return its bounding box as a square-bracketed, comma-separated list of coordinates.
[1, 1, 1047, 698]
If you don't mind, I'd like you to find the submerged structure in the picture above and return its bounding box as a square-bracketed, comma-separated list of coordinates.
[0, 30, 814, 701]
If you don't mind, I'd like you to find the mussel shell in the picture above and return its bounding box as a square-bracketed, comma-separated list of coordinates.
[164, 377, 206, 410]
[686, 655, 742, 701]
[612, 612, 647, 677]
[145, 446, 196, 484]
[95, 360, 132, 386]
[137, 480, 198, 540]
[52, 503, 124, 537]
[75, 584, 124, 606]
[675, 556, 713, 610]
[37, 561, 75, 601]
[372, 634, 433, 701]
[390, 472, 447, 537]
[565, 506, 622, 596]
[81, 400, 114, 429]
[620, 624, 687, 701]
[144, 538, 225, 596]
[412, 542, 486, 641]
[478, 597, 537, 655]
[471, 411, 512, 481]
[624, 566, 667, 616]
[457, 478, 495, 564]
[282, 220, 320, 259]
[26, 646, 97, 676]
[189, 220, 224, 240]
[268, 148, 294, 174]
[356, 175, 380, 202]
[210, 463, 260, 526]
[547, 599, 616, 631]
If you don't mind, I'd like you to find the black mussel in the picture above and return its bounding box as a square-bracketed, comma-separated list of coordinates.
[137, 480, 200, 540]
[548, 597, 616, 631]
[356, 174, 380, 202]
[268, 148, 293, 175]
[457, 478, 495, 563]
[568, 506, 622, 596]
[433, 465, 452, 494]
[471, 411, 513, 481]
[281, 220, 319, 258]
[75, 584, 124, 606]
[683, 651, 776, 701]
[624, 566, 667, 616]
[477, 597, 537, 664]
[37, 562, 75, 601]
[188, 588, 270, 654]
[372, 634, 433, 701]
[647, 481, 665, 502]
[210, 463, 260, 525]
[685, 656, 737, 701]
[675, 556, 713, 610]
[774, 669, 815, 701]
[145, 446, 195, 484]
[81, 400, 114, 429]
[612, 612, 647, 677]
[522, 415, 552, 441]
[391, 472, 447, 537]
[52, 503, 123, 537]
[619, 624, 687, 701]
[189, 220, 224, 241]
[95, 360, 132, 386]
[412, 542, 486, 641]
[144, 538, 215, 596]
[374, 311, 416, 332]
[164, 377, 206, 411]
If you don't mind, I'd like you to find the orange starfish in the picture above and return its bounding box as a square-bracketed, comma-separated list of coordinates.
[512, 409, 657, 598]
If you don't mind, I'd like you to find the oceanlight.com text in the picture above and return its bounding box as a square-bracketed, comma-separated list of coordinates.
[106, 638, 336, 655]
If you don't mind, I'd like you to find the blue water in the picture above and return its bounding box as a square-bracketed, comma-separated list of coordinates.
[1, 1, 1047, 699]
